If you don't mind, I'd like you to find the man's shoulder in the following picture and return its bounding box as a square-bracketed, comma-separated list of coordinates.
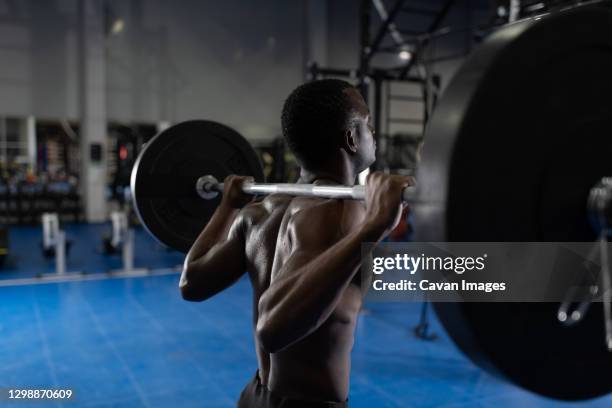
[286, 197, 342, 220]
[285, 198, 366, 244]
[246, 194, 292, 215]
[236, 194, 295, 232]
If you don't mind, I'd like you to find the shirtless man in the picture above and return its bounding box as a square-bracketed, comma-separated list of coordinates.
[180, 79, 412, 407]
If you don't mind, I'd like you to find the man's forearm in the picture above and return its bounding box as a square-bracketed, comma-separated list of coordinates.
[257, 221, 384, 352]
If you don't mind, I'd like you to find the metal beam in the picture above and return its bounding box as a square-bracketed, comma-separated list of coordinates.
[367, 0, 407, 63]
[398, 0, 456, 79]
[427, 0, 457, 33]
[310, 64, 424, 83]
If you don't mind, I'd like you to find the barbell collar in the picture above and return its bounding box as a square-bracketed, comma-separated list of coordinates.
[195, 175, 223, 200]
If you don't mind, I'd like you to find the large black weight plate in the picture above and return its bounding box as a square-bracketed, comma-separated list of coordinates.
[131, 120, 264, 253]
[414, 6, 612, 401]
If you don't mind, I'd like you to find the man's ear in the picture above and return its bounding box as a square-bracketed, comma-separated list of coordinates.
[343, 127, 358, 154]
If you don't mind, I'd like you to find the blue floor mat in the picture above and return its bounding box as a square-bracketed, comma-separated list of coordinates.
[0, 274, 610, 407]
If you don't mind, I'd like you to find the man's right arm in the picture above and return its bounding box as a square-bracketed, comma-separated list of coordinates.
[179, 175, 253, 301]
[256, 172, 413, 353]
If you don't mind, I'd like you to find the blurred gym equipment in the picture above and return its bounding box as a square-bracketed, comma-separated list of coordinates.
[414, 5, 612, 400]
[41, 213, 68, 275]
[102, 210, 142, 274]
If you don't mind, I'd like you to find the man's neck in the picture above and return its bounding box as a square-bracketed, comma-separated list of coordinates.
[298, 158, 358, 186]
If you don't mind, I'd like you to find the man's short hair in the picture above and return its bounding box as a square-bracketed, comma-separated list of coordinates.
[281, 79, 357, 168]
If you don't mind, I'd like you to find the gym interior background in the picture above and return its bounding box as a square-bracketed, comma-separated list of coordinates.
[1, 0, 612, 407]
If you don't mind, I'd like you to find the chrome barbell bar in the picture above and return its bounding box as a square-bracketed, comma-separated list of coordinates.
[195, 175, 417, 203]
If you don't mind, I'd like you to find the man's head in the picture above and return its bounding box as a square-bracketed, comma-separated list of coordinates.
[281, 79, 376, 173]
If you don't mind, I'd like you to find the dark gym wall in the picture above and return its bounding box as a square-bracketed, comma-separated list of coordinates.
[0, 0, 489, 141]
[0, 1, 80, 118]
[105, 0, 306, 140]
[326, 0, 360, 69]
[0, 0, 306, 141]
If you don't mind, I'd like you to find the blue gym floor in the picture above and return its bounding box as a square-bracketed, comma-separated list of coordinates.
[1, 225, 612, 407]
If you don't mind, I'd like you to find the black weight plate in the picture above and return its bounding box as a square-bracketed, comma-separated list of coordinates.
[414, 6, 612, 401]
[131, 120, 264, 253]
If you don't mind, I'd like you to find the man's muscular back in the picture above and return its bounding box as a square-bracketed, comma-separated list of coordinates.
[265, 197, 368, 401]
[239, 194, 292, 385]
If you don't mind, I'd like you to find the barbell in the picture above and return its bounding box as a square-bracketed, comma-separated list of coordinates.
[130, 3, 612, 402]
[130, 120, 416, 253]
[194, 175, 416, 202]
